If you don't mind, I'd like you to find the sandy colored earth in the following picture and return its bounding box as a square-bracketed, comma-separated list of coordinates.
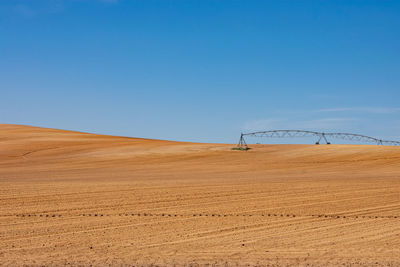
[1, 124, 400, 266]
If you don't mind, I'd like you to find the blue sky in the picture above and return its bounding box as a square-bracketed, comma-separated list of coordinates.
[1, 0, 399, 144]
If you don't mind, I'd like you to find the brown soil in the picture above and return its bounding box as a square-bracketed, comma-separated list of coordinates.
[1, 124, 400, 266]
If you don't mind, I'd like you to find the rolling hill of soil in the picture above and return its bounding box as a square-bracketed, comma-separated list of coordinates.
[1, 124, 400, 266]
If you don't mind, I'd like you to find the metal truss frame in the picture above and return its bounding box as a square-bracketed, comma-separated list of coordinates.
[238, 130, 400, 148]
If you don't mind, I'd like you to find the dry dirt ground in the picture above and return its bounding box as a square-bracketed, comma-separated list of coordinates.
[1, 124, 400, 266]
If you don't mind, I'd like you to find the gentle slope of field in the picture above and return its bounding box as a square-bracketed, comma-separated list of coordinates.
[1, 124, 400, 266]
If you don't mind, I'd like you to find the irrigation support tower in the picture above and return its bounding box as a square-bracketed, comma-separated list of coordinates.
[237, 130, 400, 149]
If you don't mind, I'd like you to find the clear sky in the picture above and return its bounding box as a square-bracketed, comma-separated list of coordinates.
[1, 0, 399, 144]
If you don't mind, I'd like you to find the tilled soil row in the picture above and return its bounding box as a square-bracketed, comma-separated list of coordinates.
[10, 212, 400, 219]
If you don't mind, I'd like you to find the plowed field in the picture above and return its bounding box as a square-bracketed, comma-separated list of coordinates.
[1, 124, 400, 266]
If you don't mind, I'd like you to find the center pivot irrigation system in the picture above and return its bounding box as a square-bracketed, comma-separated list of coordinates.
[237, 130, 400, 149]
